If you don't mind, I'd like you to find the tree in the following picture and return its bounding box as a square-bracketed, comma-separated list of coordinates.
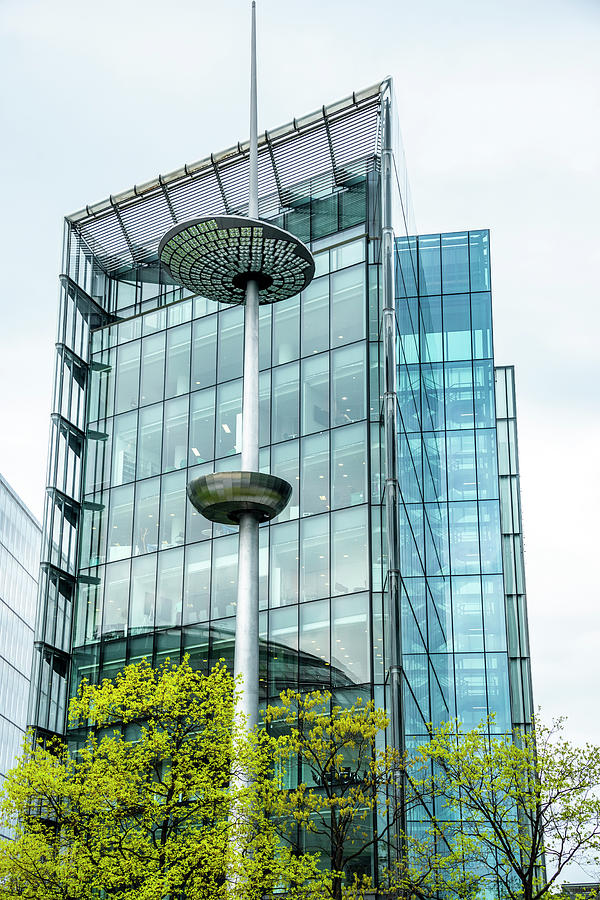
[405, 716, 600, 900]
[0, 658, 324, 900]
[265, 689, 407, 900]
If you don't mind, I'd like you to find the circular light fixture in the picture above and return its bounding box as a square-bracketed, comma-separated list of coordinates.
[159, 215, 315, 305]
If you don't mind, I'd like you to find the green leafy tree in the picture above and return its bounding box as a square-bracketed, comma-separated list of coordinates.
[0, 659, 324, 900]
[406, 716, 600, 900]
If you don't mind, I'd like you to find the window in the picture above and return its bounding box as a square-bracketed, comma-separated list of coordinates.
[129, 554, 156, 634]
[191, 316, 217, 389]
[331, 264, 365, 347]
[331, 343, 366, 425]
[300, 514, 329, 602]
[301, 353, 329, 434]
[156, 547, 184, 628]
[140, 333, 165, 406]
[331, 506, 368, 596]
[189, 388, 215, 465]
[301, 433, 329, 517]
[165, 323, 191, 398]
[272, 363, 299, 443]
[133, 477, 160, 555]
[269, 521, 298, 607]
[331, 422, 367, 509]
[137, 403, 162, 478]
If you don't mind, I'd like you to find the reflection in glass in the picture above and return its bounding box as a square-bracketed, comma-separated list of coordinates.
[159, 471, 186, 550]
[331, 593, 370, 685]
[331, 422, 367, 509]
[189, 388, 215, 465]
[114, 342, 140, 414]
[162, 396, 189, 472]
[272, 363, 299, 443]
[300, 514, 329, 602]
[271, 441, 299, 521]
[218, 306, 243, 383]
[111, 412, 137, 486]
[102, 559, 130, 637]
[300, 599, 330, 689]
[301, 353, 329, 434]
[269, 605, 298, 698]
[137, 403, 162, 479]
[331, 506, 368, 596]
[331, 264, 365, 346]
[140, 333, 165, 406]
[192, 316, 217, 389]
[129, 554, 156, 634]
[301, 433, 329, 517]
[273, 294, 299, 365]
[331, 343, 366, 426]
[183, 542, 211, 625]
[211, 535, 238, 619]
[107, 484, 134, 561]
[216, 380, 242, 457]
[133, 477, 160, 555]
[165, 323, 191, 398]
[156, 547, 184, 628]
[270, 521, 298, 607]
[301, 277, 329, 357]
[451, 576, 483, 651]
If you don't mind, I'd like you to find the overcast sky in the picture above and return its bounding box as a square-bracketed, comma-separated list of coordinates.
[0, 0, 598, 762]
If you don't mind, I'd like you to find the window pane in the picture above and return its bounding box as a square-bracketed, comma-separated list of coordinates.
[331, 422, 367, 509]
[269, 606, 298, 698]
[192, 316, 217, 389]
[269, 520, 298, 608]
[272, 363, 299, 443]
[129, 553, 156, 635]
[111, 411, 137, 486]
[449, 501, 479, 575]
[331, 343, 366, 426]
[165, 323, 191, 398]
[445, 362, 474, 430]
[114, 341, 140, 414]
[486, 653, 511, 732]
[331, 506, 368, 596]
[471, 292, 492, 359]
[183, 623, 210, 674]
[420, 295, 442, 363]
[469, 230, 490, 292]
[162, 396, 189, 472]
[218, 306, 243, 383]
[183, 542, 211, 625]
[211, 535, 238, 619]
[299, 599, 330, 689]
[447, 431, 477, 501]
[271, 441, 299, 521]
[474, 360, 495, 427]
[331, 264, 365, 347]
[331, 239, 364, 272]
[301, 433, 329, 517]
[107, 484, 134, 562]
[441, 232, 469, 294]
[417, 234, 441, 296]
[137, 403, 162, 479]
[156, 547, 184, 628]
[133, 477, 160, 555]
[482, 575, 507, 651]
[331, 593, 369, 685]
[476, 429, 499, 499]
[479, 501, 502, 574]
[443, 294, 471, 361]
[259, 304, 272, 371]
[189, 388, 215, 465]
[301, 276, 329, 357]
[216, 380, 242, 457]
[301, 353, 329, 435]
[451, 576, 483, 651]
[140, 333, 165, 406]
[186, 463, 213, 544]
[102, 559, 130, 637]
[159, 471, 186, 550]
[454, 652, 487, 728]
[300, 514, 329, 602]
[259, 370, 271, 447]
[273, 294, 299, 365]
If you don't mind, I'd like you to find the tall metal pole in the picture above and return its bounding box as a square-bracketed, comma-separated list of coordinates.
[234, 0, 260, 738]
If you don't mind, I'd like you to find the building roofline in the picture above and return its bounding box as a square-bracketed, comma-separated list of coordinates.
[0, 472, 42, 531]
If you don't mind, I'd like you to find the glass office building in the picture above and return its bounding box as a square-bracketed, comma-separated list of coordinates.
[0, 474, 41, 838]
[28, 80, 533, 864]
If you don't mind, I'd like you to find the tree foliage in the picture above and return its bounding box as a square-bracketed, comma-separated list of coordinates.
[404, 716, 600, 900]
[0, 659, 324, 900]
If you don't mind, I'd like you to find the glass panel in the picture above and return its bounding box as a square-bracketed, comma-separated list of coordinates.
[451, 576, 483, 651]
[417, 234, 441, 296]
[269, 520, 298, 607]
[331, 343, 366, 426]
[114, 341, 140, 414]
[300, 514, 329, 602]
[216, 379, 242, 457]
[102, 559, 130, 637]
[211, 535, 238, 619]
[454, 653, 487, 728]
[299, 599, 330, 689]
[482, 575, 507, 651]
[331, 239, 365, 272]
[300, 433, 329, 517]
[183, 542, 211, 625]
[271, 441, 299, 521]
[445, 362, 474, 430]
[156, 547, 184, 628]
[478, 501, 502, 574]
[140, 332, 165, 406]
[449, 501, 479, 575]
[447, 431, 477, 501]
[471, 292, 492, 359]
[331, 593, 370, 685]
[259, 304, 272, 371]
[331, 264, 365, 347]
[273, 294, 299, 365]
[159, 471, 186, 550]
[486, 653, 511, 732]
[133, 477, 160, 556]
[189, 388, 215, 465]
[301, 353, 329, 435]
[443, 294, 471, 361]
[259, 370, 271, 447]
[469, 230, 490, 292]
[129, 553, 156, 635]
[301, 276, 329, 357]
[162, 396, 189, 472]
[137, 403, 162, 479]
[474, 360, 495, 427]
[192, 316, 217, 389]
[218, 306, 243, 383]
[420, 296, 442, 363]
[269, 606, 298, 698]
[183, 623, 210, 674]
[441, 232, 469, 294]
[272, 363, 299, 443]
[331, 422, 367, 509]
[475, 429, 499, 499]
[107, 484, 134, 561]
[165, 323, 191, 398]
[331, 506, 368, 596]
[111, 411, 137, 486]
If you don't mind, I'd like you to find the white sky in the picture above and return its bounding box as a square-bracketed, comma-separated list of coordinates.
[0, 0, 598, 762]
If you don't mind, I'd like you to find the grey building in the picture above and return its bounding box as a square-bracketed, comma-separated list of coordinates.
[0, 474, 41, 838]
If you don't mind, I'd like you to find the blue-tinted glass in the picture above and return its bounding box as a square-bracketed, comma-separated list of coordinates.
[471, 293, 493, 359]
[420, 364, 443, 432]
[441, 232, 469, 294]
[399, 364, 421, 432]
[422, 432, 445, 503]
[417, 234, 441, 295]
[449, 501, 480, 575]
[395, 237, 417, 298]
[486, 653, 511, 732]
[451, 576, 483, 651]
[424, 503, 449, 576]
[469, 230, 490, 292]
[420, 296, 442, 363]
[445, 362, 474, 430]
[447, 431, 477, 501]
[473, 360, 495, 427]
[478, 501, 502, 574]
[218, 306, 243, 383]
[331, 506, 368, 596]
[454, 653, 487, 728]
[397, 296, 419, 365]
[191, 316, 217, 389]
[475, 429, 499, 499]
[482, 575, 507, 651]
[443, 294, 471, 361]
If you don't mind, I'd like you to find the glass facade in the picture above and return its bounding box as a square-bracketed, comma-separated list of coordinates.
[0, 474, 40, 838]
[28, 83, 533, 880]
